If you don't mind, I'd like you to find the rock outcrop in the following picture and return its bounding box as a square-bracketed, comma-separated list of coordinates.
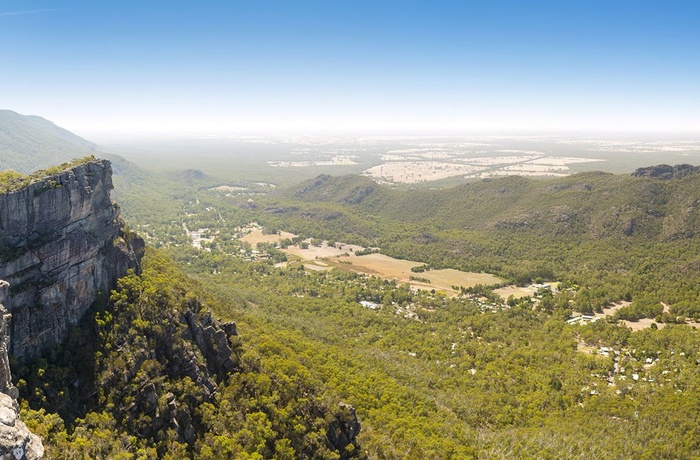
[0, 159, 143, 361]
[0, 281, 43, 459]
[183, 308, 238, 376]
[327, 402, 361, 460]
[632, 164, 700, 180]
[95, 286, 240, 447]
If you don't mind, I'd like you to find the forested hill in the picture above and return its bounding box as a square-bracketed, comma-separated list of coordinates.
[0, 110, 97, 173]
[255, 166, 700, 311]
[277, 166, 700, 242]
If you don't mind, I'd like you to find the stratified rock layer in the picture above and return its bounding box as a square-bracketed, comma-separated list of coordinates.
[0, 160, 143, 361]
[0, 281, 43, 460]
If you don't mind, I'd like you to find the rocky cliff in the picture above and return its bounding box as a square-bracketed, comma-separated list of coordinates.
[0, 281, 43, 459]
[0, 159, 143, 361]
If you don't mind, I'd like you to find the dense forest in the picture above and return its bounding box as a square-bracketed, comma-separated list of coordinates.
[166, 243, 700, 459]
[17, 250, 362, 459]
[19, 241, 700, 458]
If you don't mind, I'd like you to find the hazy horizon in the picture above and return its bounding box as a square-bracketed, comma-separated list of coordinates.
[2, 1, 699, 137]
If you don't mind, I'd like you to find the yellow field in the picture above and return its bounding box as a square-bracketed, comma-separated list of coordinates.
[494, 285, 538, 299]
[283, 244, 502, 295]
[240, 228, 297, 246]
[362, 161, 484, 184]
[283, 242, 363, 259]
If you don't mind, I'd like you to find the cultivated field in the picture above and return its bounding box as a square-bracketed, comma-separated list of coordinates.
[282, 242, 502, 294]
[494, 285, 539, 299]
[283, 242, 364, 259]
[239, 227, 297, 245]
[362, 154, 607, 184]
[362, 161, 484, 183]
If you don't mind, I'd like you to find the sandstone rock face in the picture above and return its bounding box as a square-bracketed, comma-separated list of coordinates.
[183, 308, 238, 376]
[0, 160, 143, 361]
[0, 281, 43, 460]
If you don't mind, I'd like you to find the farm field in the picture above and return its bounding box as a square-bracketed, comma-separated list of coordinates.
[239, 227, 297, 245]
[283, 242, 364, 259]
[494, 284, 540, 299]
[362, 161, 485, 183]
[281, 242, 502, 295]
[361, 153, 607, 184]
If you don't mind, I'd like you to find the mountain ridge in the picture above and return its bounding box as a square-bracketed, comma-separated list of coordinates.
[0, 110, 96, 174]
[279, 167, 700, 242]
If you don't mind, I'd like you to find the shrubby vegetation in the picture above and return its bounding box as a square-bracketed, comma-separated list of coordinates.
[162, 243, 700, 458]
[16, 250, 362, 459]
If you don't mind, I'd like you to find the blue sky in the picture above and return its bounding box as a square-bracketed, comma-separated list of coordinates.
[1, 0, 699, 136]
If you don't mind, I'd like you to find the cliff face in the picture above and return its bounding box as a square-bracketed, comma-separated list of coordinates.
[0, 281, 43, 459]
[0, 159, 143, 361]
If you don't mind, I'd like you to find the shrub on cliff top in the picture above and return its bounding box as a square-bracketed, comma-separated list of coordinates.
[0, 170, 29, 193]
[0, 155, 96, 194]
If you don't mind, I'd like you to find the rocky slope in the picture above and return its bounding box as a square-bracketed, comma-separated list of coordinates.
[0, 159, 143, 361]
[0, 281, 43, 460]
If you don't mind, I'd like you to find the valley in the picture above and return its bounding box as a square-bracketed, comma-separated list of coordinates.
[236, 224, 502, 295]
[3, 112, 700, 458]
[5, 2, 700, 459]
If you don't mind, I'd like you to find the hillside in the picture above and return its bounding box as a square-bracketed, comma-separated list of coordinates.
[17, 249, 363, 459]
[241, 169, 700, 314]
[0, 159, 363, 459]
[281, 169, 700, 240]
[0, 110, 96, 173]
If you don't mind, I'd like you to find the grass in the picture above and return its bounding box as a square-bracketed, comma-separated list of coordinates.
[494, 285, 539, 299]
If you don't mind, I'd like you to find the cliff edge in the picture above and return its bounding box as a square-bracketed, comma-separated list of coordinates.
[0, 159, 144, 361]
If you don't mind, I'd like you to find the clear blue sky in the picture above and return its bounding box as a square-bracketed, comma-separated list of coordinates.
[1, 0, 699, 136]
